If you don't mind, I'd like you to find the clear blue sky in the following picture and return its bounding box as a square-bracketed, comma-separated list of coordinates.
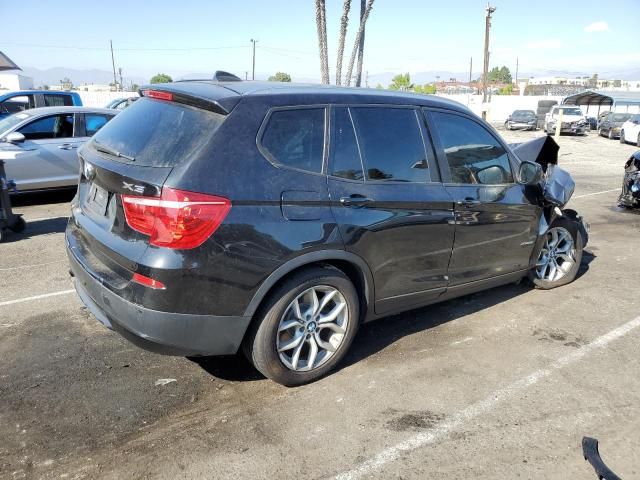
[2, 0, 638, 83]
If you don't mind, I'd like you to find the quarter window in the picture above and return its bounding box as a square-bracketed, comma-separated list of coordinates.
[430, 112, 513, 185]
[261, 108, 325, 173]
[18, 114, 74, 140]
[84, 114, 112, 136]
[330, 108, 363, 180]
[350, 107, 429, 182]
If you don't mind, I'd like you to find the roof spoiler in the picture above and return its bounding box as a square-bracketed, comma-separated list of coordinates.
[212, 70, 242, 82]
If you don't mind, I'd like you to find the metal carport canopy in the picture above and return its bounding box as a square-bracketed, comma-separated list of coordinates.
[562, 90, 640, 108]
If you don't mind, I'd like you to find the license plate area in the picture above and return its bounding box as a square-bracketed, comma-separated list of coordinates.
[85, 183, 110, 217]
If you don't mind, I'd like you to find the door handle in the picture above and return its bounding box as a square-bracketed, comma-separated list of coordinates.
[340, 195, 373, 207]
[457, 198, 481, 208]
[58, 144, 77, 150]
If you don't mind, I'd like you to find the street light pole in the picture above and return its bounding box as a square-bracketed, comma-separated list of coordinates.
[482, 4, 496, 121]
[250, 39, 258, 80]
[110, 40, 117, 91]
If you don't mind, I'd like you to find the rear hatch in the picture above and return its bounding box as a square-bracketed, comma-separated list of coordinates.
[68, 88, 232, 290]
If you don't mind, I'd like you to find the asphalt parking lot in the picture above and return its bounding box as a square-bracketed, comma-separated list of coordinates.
[1, 129, 639, 480]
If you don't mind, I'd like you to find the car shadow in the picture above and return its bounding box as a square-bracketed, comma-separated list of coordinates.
[2, 216, 68, 243]
[193, 257, 598, 383]
[9, 188, 75, 207]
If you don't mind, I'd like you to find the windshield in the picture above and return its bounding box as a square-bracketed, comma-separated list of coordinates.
[612, 113, 631, 122]
[557, 108, 583, 116]
[0, 112, 30, 137]
[512, 110, 535, 119]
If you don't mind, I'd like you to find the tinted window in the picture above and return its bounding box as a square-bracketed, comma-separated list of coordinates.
[330, 108, 363, 180]
[84, 114, 112, 136]
[350, 107, 429, 182]
[19, 114, 74, 140]
[44, 94, 73, 107]
[90, 97, 224, 167]
[261, 108, 325, 173]
[430, 112, 513, 185]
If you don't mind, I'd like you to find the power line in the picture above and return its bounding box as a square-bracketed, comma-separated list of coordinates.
[3, 42, 251, 52]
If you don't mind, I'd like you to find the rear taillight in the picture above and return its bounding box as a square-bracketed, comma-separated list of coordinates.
[121, 187, 231, 249]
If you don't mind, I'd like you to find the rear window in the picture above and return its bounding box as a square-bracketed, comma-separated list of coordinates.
[44, 94, 73, 107]
[89, 97, 224, 167]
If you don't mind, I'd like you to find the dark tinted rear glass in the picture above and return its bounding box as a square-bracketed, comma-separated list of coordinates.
[90, 98, 224, 167]
[260, 108, 325, 173]
[44, 94, 73, 107]
[330, 108, 363, 180]
[350, 107, 429, 182]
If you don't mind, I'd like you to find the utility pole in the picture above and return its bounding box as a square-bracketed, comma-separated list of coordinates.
[482, 4, 496, 121]
[469, 56, 473, 84]
[110, 40, 117, 91]
[250, 39, 258, 80]
[118, 67, 123, 92]
[515, 57, 519, 85]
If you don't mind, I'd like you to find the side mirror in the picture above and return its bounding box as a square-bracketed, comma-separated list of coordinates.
[518, 161, 543, 186]
[5, 132, 25, 144]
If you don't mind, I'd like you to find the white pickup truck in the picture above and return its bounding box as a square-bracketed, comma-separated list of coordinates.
[544, 106, 588, 135]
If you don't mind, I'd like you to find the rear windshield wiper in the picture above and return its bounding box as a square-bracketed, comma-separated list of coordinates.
[94, 143, 136, 162]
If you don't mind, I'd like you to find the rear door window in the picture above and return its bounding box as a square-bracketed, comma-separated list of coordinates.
[44, 94, 73, 107]
[260, 108, 326, 173]
[429, 111, 513, 185]
[350, 107, 429, 182]
[18, 114, 74, 140]
[330, 107, 363, 180]
[90, 97, 225, 167]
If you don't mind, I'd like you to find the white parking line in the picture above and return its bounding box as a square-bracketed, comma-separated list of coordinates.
[334, 315, 640, 480]
[573, 188, 620, 199]
[0, 289, 75, 307]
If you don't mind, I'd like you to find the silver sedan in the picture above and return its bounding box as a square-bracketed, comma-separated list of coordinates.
[0, 106, 117, 193]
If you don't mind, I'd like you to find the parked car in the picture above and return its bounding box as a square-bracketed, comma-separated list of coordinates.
[105, 96, 139, 110]
[66, 82, 588, 386]
[544, 106, 588, 135]
[619, 113, 640, 147]
[598, 112, 632, 139]
[505, 110, 537, 130]
[0, 106, 117, 193]
[618, 150, 640, 208]
[0, 90, 82, 119]
[596, 111, 610, 130]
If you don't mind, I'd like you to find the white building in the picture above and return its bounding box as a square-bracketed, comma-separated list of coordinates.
[78, 83, 116, 92]
[0, 72, 34, 90]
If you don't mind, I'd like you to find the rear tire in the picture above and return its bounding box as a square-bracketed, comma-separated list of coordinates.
[620, 131, 625, 144]
[637, 133, 640, 147]
[608, 129, 614, 140]
[243, 266, 360, 386]
[529, 217, 583, 290]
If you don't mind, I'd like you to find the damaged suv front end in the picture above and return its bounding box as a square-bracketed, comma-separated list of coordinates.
[619, 151, 640, 208]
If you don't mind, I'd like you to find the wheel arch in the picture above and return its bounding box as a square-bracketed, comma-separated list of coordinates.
[242, 250, 375, 322]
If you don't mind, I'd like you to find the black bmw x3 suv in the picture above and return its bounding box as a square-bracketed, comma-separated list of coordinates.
[67, 80, 587, 386]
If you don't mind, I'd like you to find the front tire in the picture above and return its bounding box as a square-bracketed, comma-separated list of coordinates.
[608, 129, 614, 140]
[637, 133, 640, 147]
[243, 266, 359, 386]
[620, 131, 625, 144]
[529, 218, 583, 290]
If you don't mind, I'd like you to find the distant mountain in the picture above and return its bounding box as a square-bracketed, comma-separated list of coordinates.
[22, 66, 146, 88]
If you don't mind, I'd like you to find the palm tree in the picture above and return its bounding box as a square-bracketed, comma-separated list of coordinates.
[335, 0, 352, 86]
[354, 0, 366, 87]
[345, 0, 374, 86]
[315, 0, 330, 84]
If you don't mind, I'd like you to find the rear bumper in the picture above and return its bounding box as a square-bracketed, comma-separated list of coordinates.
[68, 243, 251, 356]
